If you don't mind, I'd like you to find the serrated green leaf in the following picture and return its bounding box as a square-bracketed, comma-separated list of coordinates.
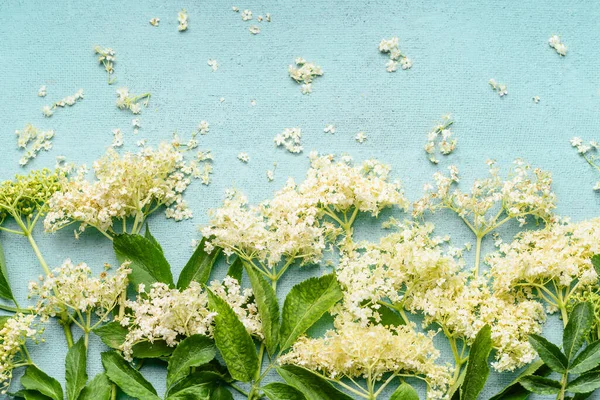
[65, 337, 87, 400]
[226, 257, 243, 282]
[279, 274, 342, 351]
[276, 365, 352, 400]
[570, 340, 600, 374]
[529, 334, 568, 373]
[210, 386, 234, 400]
[460, 325, 493, 400]
[262, 382, 306, 400]
[519, 376, 561, 395]
[144, 224, 163, 253]
[11, 390, 52, 400]
[207, 289, 258, 382]
[93, 321, 127, 348]
[591, 254, 600, 277]
[167, 384, 212, 400]
[374, 303, 405, 326]
[79, 373, 112, 400]
[564, 302, 594, 361]
[242, 261, 279, 355]
[566, 371, 600, 393]
[131, 340, 173, 359]
[168, 371, 222, 396]
[0, 242, 14, 301]
[114, 233, 173, 288]
[489, 359, 551, 400]
[390, 382, 419, 400]
[20, 365, 63, 400]
[177, 238, 221, 289]
[167, 335, 216, 388]
[101, 351, 160, 400]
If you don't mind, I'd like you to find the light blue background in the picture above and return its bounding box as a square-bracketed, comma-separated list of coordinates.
[1, 0, 600, 398]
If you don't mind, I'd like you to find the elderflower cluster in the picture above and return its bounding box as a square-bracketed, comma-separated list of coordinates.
[37, 85, 47, 97]
[44, 143, 196, 235]
[548, 35, 567, 56]
[0, 314, 41, 394]
[378, 37, 412, 72]
[149, 17, 159, 26]
[116, 87, 151, 114]
[288, 58, 323, 94]
[15, 124, 55, 166]
[94, 46, 116, 83]
[424, 115, 456, 164]
[279, 320, 450, 400]
[42, 89, 84, 117]
[178, 9, 188, 31]
[120, 278, 261, 361]
[237, 152, 250, 163]
[570, 137, 600, 190]
[489, 79, 507, 97]
[274, 127, 303, 153]
[28, 259, 130, 323]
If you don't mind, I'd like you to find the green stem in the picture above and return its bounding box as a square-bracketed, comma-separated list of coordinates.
[26, 232, 51, 275]
[231, 383, 249, 397]
[557, 371, 568, 400]
[62, 320, 74, 348]
[0, 303, 33, 313]
[474, 234, 483, 277]
[111, 384, 117, 400]
[0, 226, 26, 235]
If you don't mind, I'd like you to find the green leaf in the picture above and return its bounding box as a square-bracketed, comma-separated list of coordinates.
[570, 340, 600, 374]
[390, 382, 420, 400]
[448, 365, 466, 399]
[93, 321, 127, 348]
[210, 386, 234, 400]
[460, 325, 493, 400]
[226, 257, 243, 282]
[113, 233, 173, 288]
[519, 376, 561, 395]
[591, 254, 600, 277]
[132, 340, 174, 359]
[276, 365, 353, 400]
[279, 274, 342, 351]
[20, 365, 63, 400]
[177, 238, 221, 289]
[168, 371, 223, 396]
[167, 335, 216, 388]
[11, 390, 52, 400]
[375, 303, 405, 326]
[79, 373, 112, 400]
[262, 382, 306, 400]
[489, 360, 552, 400]
[167, 384, 212, 400]
[101, 351, 160, 400]
[242, 261, 280, 355]
[65, 337, 87, 400]
[0, 242, 14, 301]
[566, 371, 600, 393]
[207, 288, 258, 382]
[529, 334, 568, 373]
[564, 302, 594, 361]
[144, 224, 164, 253]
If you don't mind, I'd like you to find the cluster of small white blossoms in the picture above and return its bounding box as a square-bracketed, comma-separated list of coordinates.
[44, 142, 196, 235]
[178, 9, 188, 31]
[279, 320, 451, 400]
[488, 218, 600, 296]
[237, 152, 250, 163]
[489, 79, 507, 97]
[120, 277, 261, 361]
[42, 89, 84, 117]
[197, 120, 210, 134]
[37, 85, 47, 97]
[116, 87, 151, 114]
[149, 17, 160, 26]
[111, 128, 124, 148]
[548, 35, 567, 56]
[378, 37, 412, 72]
[93, 46, 116, 84]
[274, 127, 303, 153]
[28, 259, 130, 323]
[15, 124, 55, 166]
[288, 58, 323, 94]
[235, 8, 270, 34]
[0, 314, 41, 394]
[424, 115, 456, 164]
[570, 137, 600, 190]
[207, 59, 218, 71]
[266, 162, 276, 181]
[324, 124, 336, 134]
[355, 131, 367, 143]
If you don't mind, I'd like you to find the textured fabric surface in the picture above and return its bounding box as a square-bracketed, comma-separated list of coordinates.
[1, 0, 600, 398]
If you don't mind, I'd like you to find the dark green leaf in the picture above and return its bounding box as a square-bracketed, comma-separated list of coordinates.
[519, 376, 561, 395]
[20, 365, 63, 400]
[167, 335, 216, 388]
[167, 384, 212, 400]
[564, 302, 594, 360]
[210, 386, 234, 400]
[567, 371, 600, 393]
[262, 382, 306, 400]
[93, 321, 127, 349]
[207, 289, 258, 382]
[79, 373, 112, 400]
[11, 390, 52, 400]
[177, 238, 221, 289]
[374, 303, 405, 326]
[489, 359, 551, 400]
[460, 325, 493, 400]
[573, 392, 595, 400]
[242, 261, 279, 355]
[276, 365, 353, 400]
[0, 242, 14, 301]
[226, 258, 243, 282]
[390, 382, 419, 400]
[114, 233, 173, 287]
[168, 371, 222, 396]
[101, 351, 160, 400]
[279, 274, 342, 351]
[448, 365, 466, 399]
[65, 338, 87, 400]
[571, 340, 600, 374]
[591, 254, 600, 277]
[132, 340, 174, 359]
[529, 334, 568, 373]
[144, 224, 163, 253]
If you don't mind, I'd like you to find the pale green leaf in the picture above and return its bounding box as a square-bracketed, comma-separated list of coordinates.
[177, 238, 221, 289]
[167, 335, 216, 388]
[276, 365, 352, 400]
[20, 365, 63, 400]
[262, 382, 306, 400]
[113, 233, 173, 287]
[390, 382, 419, 400]
[65, 338, 87, 400]
[461, 324, 492, 400]
[564, 302, 594, 361]
[79, 373, 112, 400]
[101, 351, 160, 400]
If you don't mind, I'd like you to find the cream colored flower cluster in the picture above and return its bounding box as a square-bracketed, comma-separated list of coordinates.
[120, 277, 261, 361]
[378, 37, 412, 72]
[116, 87, 150, 114]
[42, 89, 84, 117]
[94, 46, 116, 83]
[0, 314, 41, 394]
[424, 115, 456, 164]
[288, 58, 323, 94]
[44, 143, 195, 235]
[28, 259, 130, 323]
[279, 320, 450, 400]
[274, 127, 303, 153]
[14, 124, 55, 166]
[548, 35, 567, 56]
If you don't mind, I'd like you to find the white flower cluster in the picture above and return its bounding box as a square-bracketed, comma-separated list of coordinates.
[378, 37, 412, 72]
[178, 9, 188, 31]
[324, 124, 336, 134]
[241, 9, 252, 20]
[15, 124, 55, 166]
[249, 25, 260, 34]
[570, 137, 600, 190]
[116, 87, 151, 114]
[120, 277, 261, 361]
[274, 127, 303, 153]
[149, 17, 159, 27]
[0, 314, 41, 394]
[424, 115, 456, 164]
[489, 79, 507, 97]
[37, 85, 47, 97]
[28, 259, 130, 323]
[94, 46, 116, 83]
[288, 58, 323, 94]
[193, 150, 214, 185]
[44, 142, 196, 235]
[237, 152, 250, 163]
[42, 89, 84, 117]
[355, 131, 367, 143]
[207, 59, 218, 72]
[548, 35, 567, 56]
[111, 128, 124, 148]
